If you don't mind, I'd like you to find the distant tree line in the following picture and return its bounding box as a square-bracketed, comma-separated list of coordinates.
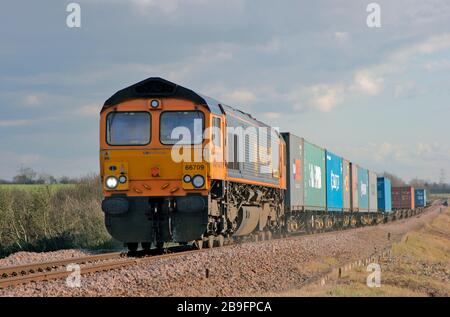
[0, 167, 79, 185]
[381, 171, 450, 194]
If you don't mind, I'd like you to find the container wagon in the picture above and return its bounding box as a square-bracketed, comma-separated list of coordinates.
[414, 189, 427, 208]
[392, 186, 416, 218]
[342, 159, 351, 212]
[392, 186, 415, 210]
[325, 151, 343, 212]
[283, 133, 345, 232]
[377, 177, 392, 212]
[350, 163, 359, 212]
[358, 167, 369, 212]
[368, 171, 378, 213]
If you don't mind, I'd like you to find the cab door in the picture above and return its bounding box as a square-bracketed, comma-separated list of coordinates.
[210, 115, 226, 179]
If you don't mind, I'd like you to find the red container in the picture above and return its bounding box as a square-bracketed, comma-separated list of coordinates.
[392, 187, 415, 210]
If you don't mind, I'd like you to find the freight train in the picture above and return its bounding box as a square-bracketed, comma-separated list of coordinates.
[100, 77, 427, 251]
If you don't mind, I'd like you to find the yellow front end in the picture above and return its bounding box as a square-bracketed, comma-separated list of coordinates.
[99, 97, 224, 247]
[101, 148, 210, 197]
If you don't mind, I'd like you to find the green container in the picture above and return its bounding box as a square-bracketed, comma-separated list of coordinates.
[303, 140, 326, 211]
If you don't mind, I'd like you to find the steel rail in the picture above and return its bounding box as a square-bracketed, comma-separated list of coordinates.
[0, 252, 124, 278]
[0, 249, 204, 289]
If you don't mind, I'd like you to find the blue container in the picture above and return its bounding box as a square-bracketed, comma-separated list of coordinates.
[377, 177, 392, 212]
[326, 151, 343, 212]
[358, 167, 369, 212]
[414, 189, 427, 207]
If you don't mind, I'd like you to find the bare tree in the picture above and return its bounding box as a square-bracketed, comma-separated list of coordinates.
[439, 169, 446, 185]
[410, 178, 426, 188]
[13, 166, 37, 184]
[380, 171, 406, 187]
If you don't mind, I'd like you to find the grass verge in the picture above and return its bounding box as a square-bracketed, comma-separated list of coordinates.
[273, 207, 450, 297]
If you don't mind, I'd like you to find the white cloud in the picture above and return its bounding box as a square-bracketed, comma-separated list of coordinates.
[308, 84, 344, 112]
[23, 94, 41, 106]
[77, 104, 100, 117]
[226, 90, 256, 104]
[352, 69, 383, 95]
[0, 119, 31, 127]
[394, 81, 423, 99]
[286, 84, 345, 112]
[130, 0, 180, 14]
[256, 38, 282, 53]
[334, 32, 349, 42]
[18, 154, 41, 165]
[423, 59, 450, 72]
[262, 112, 282, 119]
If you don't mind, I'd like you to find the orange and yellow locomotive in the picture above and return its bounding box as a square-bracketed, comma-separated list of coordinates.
[100, 77, 286, 251]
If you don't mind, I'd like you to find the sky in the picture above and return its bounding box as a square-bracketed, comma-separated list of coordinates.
[1, 0, 450, 182]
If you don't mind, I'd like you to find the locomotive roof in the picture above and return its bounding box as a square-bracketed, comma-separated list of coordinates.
[102, 77, 272, 129]
[102, 77, 224, 114]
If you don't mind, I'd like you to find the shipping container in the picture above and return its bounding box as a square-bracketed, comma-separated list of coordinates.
[326, 151, 343, 212]
[350, 163, 359, 211]
[303, 140, 326, 211]
[358, 167, 369, 212]
[377, 177, 392, 212]
[414, 189, 427, 207]
[392, 187, 415, 210]
[342, 159, 351, 212]
[368, 171, 378, 212]
[282, 133, 304, 211]
[281, 133, 326, 211]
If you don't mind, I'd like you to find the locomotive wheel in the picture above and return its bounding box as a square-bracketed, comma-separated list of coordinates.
[141, 242, 151, 251]
[350, 216, 357, 227]
[217, 235, 225, 247]
[325, 217, 333, 230]
[343, 215, 350, 227]
[195, 239, 203, 250]
[207, 236, 214, 249]
[127, 243, 138, 252]
[258, 232, 265, 241]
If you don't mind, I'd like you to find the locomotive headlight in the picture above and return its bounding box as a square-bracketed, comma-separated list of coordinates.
[150, 100, 159, 108]
[118, 175, 127, 184]
[192, 175, 205, 188]
[183, 175, 191, 183]
[106, 176, 118, 189]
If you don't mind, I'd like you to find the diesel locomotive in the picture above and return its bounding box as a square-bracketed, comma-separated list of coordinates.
[100, 77, 426, 251]
[100, 77, 286, 251]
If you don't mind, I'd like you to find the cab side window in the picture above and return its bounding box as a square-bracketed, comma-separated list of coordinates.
[212, 117, 222, 147]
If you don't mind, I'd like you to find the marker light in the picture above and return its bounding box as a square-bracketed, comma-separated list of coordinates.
[119, 175, 127, 184]
[150, 100, 159, 108]
[192, 175, 205, 188]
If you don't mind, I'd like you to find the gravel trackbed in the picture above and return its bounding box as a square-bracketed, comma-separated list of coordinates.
[0, 206, 442, 297]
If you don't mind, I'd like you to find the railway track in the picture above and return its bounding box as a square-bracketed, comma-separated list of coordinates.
[0, 204, 439, 290]
[0, 249, 204, 289]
